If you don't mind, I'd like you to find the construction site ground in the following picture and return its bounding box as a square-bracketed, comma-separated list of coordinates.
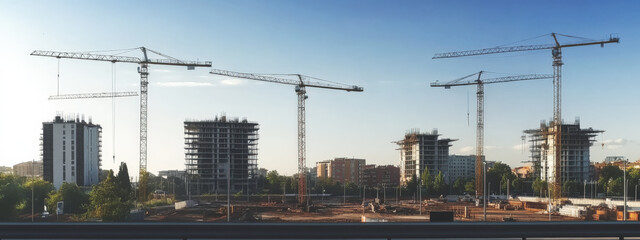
[144, 196, 581, 222]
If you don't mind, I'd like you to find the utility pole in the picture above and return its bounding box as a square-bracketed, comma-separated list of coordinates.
[31, 159, 35, 222]
[483, 161, 487, 221]
[343, 183, 346, 204]
[418, 177, 422, 215]
[227, 165, 231, 222]
[584, 180, 587, 199]
[507, 179, 510, 199]
[624, 159, 627, 221]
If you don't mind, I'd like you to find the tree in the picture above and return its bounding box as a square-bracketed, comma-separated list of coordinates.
[452, 178, 466, 194]
[88, 170, 131, 221]
[138, 169, 150, 202]
[532, 178, 548, 197]
[420, 168, 432, 194]
[23, 179, 54, 213]
[511, 178, 524, 195]
[562, 180, 580, 196]
[607, 177, 624, 196]
[115, 162, 132, 202]
[405, 174, 418, 196]
[464, 180, 475, 194]
[47, 182, 90, 214]
[0, 174, 26, 220]
[433, 171, 446, 195]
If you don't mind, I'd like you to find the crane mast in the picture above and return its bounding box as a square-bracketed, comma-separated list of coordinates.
[210, 69, 362, 206]
[433, 33, 618, 200]
[431, 72, 553, 199]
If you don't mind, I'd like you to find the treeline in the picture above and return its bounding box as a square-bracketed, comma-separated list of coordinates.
[0, 162, 182, 222]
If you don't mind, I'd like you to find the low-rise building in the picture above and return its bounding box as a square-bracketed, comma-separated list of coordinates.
[0, 166, 12, 175]
[315, 158, 366, 184]
[13, 161, 43, 178]
[363, 164, 400, 187]
[513, 164, 533, 179]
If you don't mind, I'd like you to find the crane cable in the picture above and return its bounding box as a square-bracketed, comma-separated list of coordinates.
[112, 62, 116, 163]
[57, 58, 60, 95]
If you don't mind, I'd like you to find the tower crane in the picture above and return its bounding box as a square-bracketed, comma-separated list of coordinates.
[31, 47, 212, 196]
[433, 33, 619, 199]
[210, 68, 363, 205]
[431, 71, 553, 200]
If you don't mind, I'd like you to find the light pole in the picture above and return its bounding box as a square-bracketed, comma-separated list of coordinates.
[343, 182, 346, 204]
[634, 179, 640, 201]
[483, 161, 487, 221]
[383, 184, 386, 204]
[584, 180, 587, 199]
[507, 179, 510, 199]
[418, 176, 422, 215]
[624, 159, 628, 221]
[31, 159, 35, 222]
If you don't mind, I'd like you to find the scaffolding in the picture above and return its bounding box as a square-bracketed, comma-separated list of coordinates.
[184, 115, 259, 195]
[524, 119, 602, 190]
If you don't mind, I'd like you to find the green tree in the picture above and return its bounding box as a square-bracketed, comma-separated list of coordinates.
[138, 169, 150, 202]
[23, 179, 54, 213]
[452, 178, 466, 194]
[562, 180, 580, 196]
[511, 178, 524, 195]
[420, 168, 432, 194]
[47, 182, 90, 214]
[532, 178, 548, 197]
[433, 171, 446, 195]
[88, 170, 131, 221]
[0, 174, 26, 220]
[405, 174, 418, 196]
[464, 180, 475, 194]
[115, 162, 132, 202]
[607, 177, 624, 196]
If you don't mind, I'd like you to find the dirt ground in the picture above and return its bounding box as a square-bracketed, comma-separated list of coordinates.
[144, 197, 582, 222]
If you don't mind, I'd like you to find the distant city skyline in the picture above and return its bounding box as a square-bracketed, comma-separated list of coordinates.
[1, 1, 639, 177]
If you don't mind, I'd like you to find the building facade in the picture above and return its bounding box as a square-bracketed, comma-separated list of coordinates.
[397, 129, 456, 185]
[448, 155, 482, 182]
[524, 120, 601, 184]
[184, 116, 259, 194]
[363, 164, 400, 187]
[512, 164, 533, 179]
[0, 166, 11, 175]
[315, 158, 366, 184]
[13, 161, 43, 178]
[42, 115, 101, 189]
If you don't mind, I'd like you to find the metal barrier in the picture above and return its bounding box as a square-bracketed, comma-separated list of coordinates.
[1, 222, 640, 239]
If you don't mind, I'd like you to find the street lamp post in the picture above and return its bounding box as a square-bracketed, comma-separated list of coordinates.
[343, 182, 346, 204]
[634, 180, 640, 201]
[483, 161, 487, 221]
[584, 180, 587, 199]
[31, 159, 35, 222]
[624, 159, 628, 221]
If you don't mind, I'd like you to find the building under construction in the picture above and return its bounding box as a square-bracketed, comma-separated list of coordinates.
[524, 119, 602, 184]
[184, 115, 259, 195]
[396, 129, 456, 185]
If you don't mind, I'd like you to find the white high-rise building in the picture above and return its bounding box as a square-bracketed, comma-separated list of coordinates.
[448, 155, 484, 182]
[42, 115, 101, 189]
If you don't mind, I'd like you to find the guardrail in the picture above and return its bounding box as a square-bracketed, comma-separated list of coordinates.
[1, 222, 640, 239]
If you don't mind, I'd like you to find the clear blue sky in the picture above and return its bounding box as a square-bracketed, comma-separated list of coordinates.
[1, 0, 639, 177]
